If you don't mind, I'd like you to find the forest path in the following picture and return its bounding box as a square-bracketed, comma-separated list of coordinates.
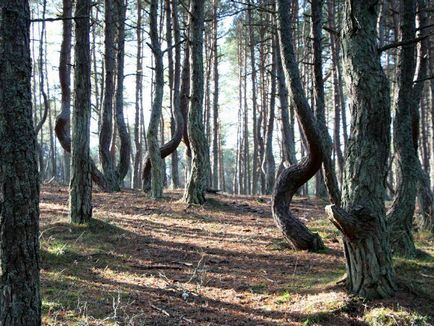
[39, 185, 433, 325]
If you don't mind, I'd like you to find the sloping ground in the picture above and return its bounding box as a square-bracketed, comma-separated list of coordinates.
[40, 185, 433, 325]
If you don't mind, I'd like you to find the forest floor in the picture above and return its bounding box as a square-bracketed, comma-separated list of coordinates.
[40, 185, 433, 326]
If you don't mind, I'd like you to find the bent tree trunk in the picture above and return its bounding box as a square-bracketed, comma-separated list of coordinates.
[56, 0, 107, 191]
[142, 0, 185, 191]
[69, 0, 93, 224]
[0, 1, 41, 323]
[275, 0, 324, 251]
[146, 0, 165, 198]
[114, 0, 131, 185]
[183, 0, 210, 204]
[386, 0, 418, 257]
[327, 0, 396, 298]
[99, 0, 119, 191]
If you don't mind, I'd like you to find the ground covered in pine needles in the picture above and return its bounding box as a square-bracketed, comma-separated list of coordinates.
[40, 185, 433, 325]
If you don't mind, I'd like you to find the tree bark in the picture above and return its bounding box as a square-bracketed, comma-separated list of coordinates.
[69, 0, 93, 224]
[327, 0, 396, 299]
[212, 0, 220, 190]
[133, 0, 143, 189]
[0, 1, 41, 323]
[114, 0, 131, 185]
[275, 0, 325, 251]
[146, 0, 165, 198]
[263, 35, 277, 195]
[183, 0, 210, 204]
[312, 0, 341, 205]
[99, 0, 119, 191]
[142, 0, 185, 191]
[386, 0, 418, 257]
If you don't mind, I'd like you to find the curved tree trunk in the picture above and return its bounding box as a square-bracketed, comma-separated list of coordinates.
[183, 0, 210, 204]
[142, 0, 185, 191]
[386, 0, 418, 257]
[55, 0, 108, 191]
[70, 0, 93, 224]
[0, 1, 41, 323]
[145, 0, 165, 198]
[275, 0, 325, 251]
[114, 0, 131, 185]
[312, 0, 341, 205]
[276, 40, 297, 168]
[327, 0, 396, 299]
[99, 0, 119, 192]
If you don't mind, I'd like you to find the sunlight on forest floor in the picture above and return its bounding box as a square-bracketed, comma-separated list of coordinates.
[39, 185, 433, 325]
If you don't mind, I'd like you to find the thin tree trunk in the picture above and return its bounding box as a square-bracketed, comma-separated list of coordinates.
[70, 0, 93, 224]
[212, 0, 220, 190]
[312, 0, 341, 205]
[146, 0, 165, 198]
[114, 0, 131, 185]
[274, 0, 325, 251]
[183, 0, 209, 204]
[133, 0, 143, 189]
[99, 0, 119, 191]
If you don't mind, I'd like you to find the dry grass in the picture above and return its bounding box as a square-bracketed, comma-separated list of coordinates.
[39, 186, 434, 325]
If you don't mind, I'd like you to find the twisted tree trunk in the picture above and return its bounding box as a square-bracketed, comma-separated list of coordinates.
[114, 0, 131, 185]
[327, 0, 396, 299]
[183, 0, 210, 204]
[146, 0, 165, 198]
[275, 0, 325, 251]
[55, 2, 107, 192]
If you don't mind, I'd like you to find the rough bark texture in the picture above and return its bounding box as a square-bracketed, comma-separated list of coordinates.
[386, 0, 418, 257]
[0, 1, 41, 323]
[180, 39, 192, 180]
[275, 0, 325, 251]
[114, 0, 131, 185]
[183, 0, 210, 205]
[99, 0, 119, 192]
[327, 0, 396, 299]
[69, 0, 93, 224]
[57, 0, 73, 184]
[142, 0, 185, 191]
[276, 40, 297, 167]
[55, 0, 107, 191]
[145, 0, 165, 198]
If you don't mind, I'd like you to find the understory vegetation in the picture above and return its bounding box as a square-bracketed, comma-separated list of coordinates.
[40, 186, 433, 325]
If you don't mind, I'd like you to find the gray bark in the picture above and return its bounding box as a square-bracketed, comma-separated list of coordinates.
[114, 0, 131, 185]
[99, 0, 119, 191]
[69, 0, 93, 224]
[386, 0, 418, 257]
[327, 0, 396, 299]
[146, 0, 165, 198]
[275, 0, 325, 251]
[183, 0, 210, 204]
[0, 1, 41, 323]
